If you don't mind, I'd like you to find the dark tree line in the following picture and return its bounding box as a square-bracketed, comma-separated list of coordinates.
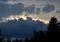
[0, 16, 60, 42]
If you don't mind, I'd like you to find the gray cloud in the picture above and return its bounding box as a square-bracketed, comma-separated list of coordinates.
[56, 10, 60, 13]
[0, 2, 24, 20]
[0, 0, 60, 21]
[0, 0, 60, 3]
[10, 3, 24, 14]
[42, 4, 55, 13]
[0, 2, 40, 20]
[0, 0, 7, 1]
[25, 4, 35, 14]
[0, 2, 9, 18]
[35, 8, 40, 14]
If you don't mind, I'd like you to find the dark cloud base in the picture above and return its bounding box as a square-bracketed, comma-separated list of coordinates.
[0, 17, 47, 38]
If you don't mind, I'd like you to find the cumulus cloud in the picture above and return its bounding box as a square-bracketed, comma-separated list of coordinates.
[0, 17, 47, 38]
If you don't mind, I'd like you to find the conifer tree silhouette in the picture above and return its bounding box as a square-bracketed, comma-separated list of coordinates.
[31, 16, 60, 42]
[47, 16, 60, 41]
[48, 16, 58, 32]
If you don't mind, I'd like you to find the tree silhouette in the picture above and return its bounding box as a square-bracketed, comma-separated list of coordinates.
[47, 16, 60, 41]
[31, 30, 46, 42]
[31, 16, 60, 42]
[47, 16, 58, 31]
[24, 37, 30, 42]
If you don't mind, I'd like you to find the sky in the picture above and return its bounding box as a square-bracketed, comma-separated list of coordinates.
[0, 0, 60, 38]
[0, 0, 60, 23]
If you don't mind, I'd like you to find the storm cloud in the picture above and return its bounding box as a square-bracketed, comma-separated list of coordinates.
[0, 17, 47, 38]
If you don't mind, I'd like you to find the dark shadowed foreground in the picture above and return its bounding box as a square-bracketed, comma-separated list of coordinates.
[0, 16, 60, 42]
